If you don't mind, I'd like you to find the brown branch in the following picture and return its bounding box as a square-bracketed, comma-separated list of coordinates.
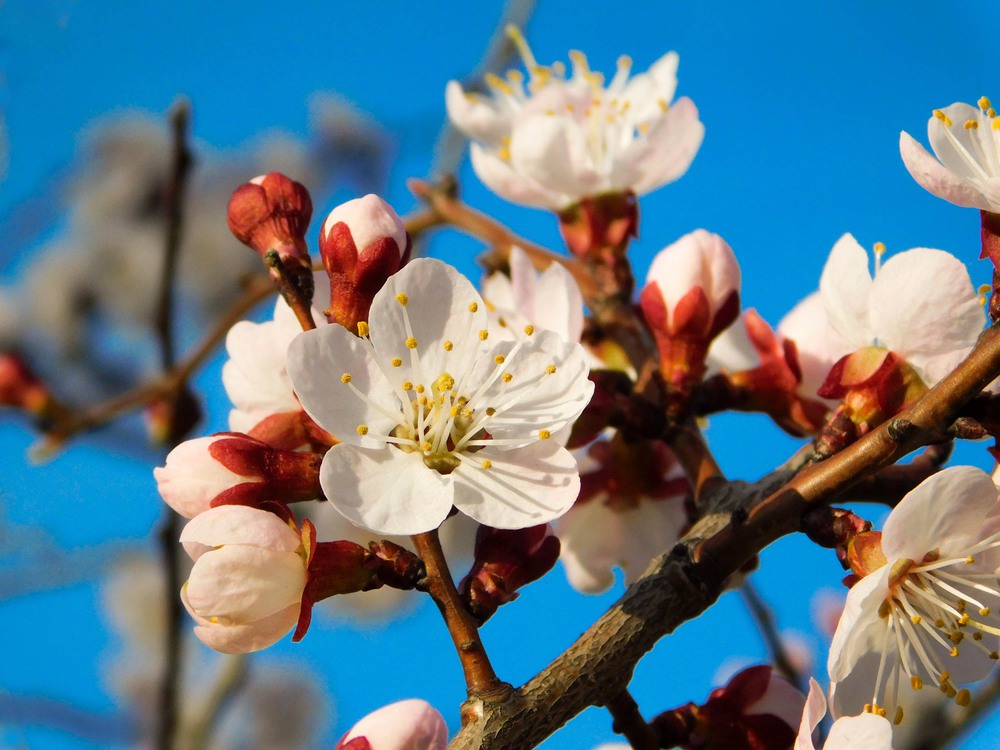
[447, 323, 1000, 750]
[668, 420, 724, 506]
[605, 690, 659, 750]
[154, 98, 194, 750]
[411, 530, 504, 711]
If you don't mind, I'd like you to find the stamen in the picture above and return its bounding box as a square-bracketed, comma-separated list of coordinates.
[357, 321, 369, 337]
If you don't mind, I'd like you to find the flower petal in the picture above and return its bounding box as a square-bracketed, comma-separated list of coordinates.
[824, 713, 894, 749]
[469, 143, 568, 209]
[452, 440, 580, 529]
[794, 678, 826, 750]
[622, 97, 705, 195]
[186, 547, 305, 623]
[319, 445, 454, 535]
[180, 505, 302, 561]
[778, 292, 853, 400]
[446, 80, 510, 147]
[183, 586, 299, 655]
[900, 130, 991, 210]
[869, 248, 982, 384]
[828, 566, 891, 684]
[509, 113, 604, 199]
[927, 103, 991, 182]
[819, 233, 875, 349]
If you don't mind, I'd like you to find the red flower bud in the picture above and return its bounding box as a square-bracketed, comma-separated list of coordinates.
[458, 524, 560, 624]
[227, 172, 313, 262]
[0, 352, 56, 417]
[319, 194, 410, 333]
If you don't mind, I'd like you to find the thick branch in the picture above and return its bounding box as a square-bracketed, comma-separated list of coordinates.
[448, 323, 1000, 750]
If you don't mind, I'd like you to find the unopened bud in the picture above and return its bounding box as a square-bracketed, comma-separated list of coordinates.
[802, 506, 872, 568]
[335, 699, 448, 750]
[368, 540, 426, 590]
[458, 524, 560, 624]
[0, 352, 56, 417]
[228, 172, 315, 303]
[640, 230, 741, 395]
[154, 433, 323, 518]
[320, 194, 410, 333]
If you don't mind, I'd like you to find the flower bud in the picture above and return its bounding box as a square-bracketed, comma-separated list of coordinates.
[0, 351, 56, 417]
[458, 524, 560, 624]
[228, 172, 315, 302]
[181, 505, 309, 654]
[640, 230, 741, 394]
[335, 699, 448, 750]
[652, 665, 805, 750]
[154, 433, 323, 518]
[319, 194, 410, 333]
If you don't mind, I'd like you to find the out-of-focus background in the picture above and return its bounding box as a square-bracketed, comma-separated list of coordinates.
[1, 2, 999, 748]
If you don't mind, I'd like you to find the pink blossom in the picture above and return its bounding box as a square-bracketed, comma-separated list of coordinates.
[336, 699, 448, 750]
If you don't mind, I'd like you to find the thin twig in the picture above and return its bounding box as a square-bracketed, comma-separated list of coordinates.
[605, 690, 659, 750]
[184, 655, 250, 750]
[154, 98, 194, 750]
[411, 530, 504, 713]
[740, 580, 803, 690]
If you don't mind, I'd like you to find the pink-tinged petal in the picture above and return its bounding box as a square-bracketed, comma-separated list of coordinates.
[186, 547, 305, 623]
[509, 113, 604, 199]
[706, 313, 759, 375]
[818, 234, 874, 349]
[155, 436, 252, 519]
[869, 248, 982, 384]
[557, 499, 623, 593]
[623, 97, 705, 195]
[881, 466, 1000, 562]
[471, 331, 593, 441]
[927, 103, 990, 182]
[322, 194, 407, 255]
[367, 259, 488, 391]
[532, 255, 584, 343]
[338, 699, 448, 750]
[319, 445, 454, 535]
[621, 51, 679, 123]
[778, 292, 853, 400]
[469, 143, 568, 210]
[794, 678, 826, 750]
[828, 566, 891, 683]
[453, 441, 580, 529]
[899, 130, 991, 210]
[180, 505, 302, 561]
[182, 586, 299, 655]
[824, 713, 894, 749]
[287, 324, 399, 449]
[223, 319, 301, 430]
[645, 230, 740, 320]
[749, 674, 807, 729]
[445, 80, 509, 148]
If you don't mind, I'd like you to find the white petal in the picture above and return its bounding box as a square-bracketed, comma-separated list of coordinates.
[223, 319, 300, 429]
[319, 445, 454, 535]
[287, 324, 400, 449]
[818, 234, 874, 349]
[471, 331, 593, 441]
[869, 248, 982, 384]
[183, 586, 299, 655]
[557, 499, 622, 593]
[794, 678, 826, 750]
[531, 256, 585, 343]
[621, 51, 679, 123]
[368, 258, 488, 392]
[186, 547, 305, 623]
[824, 713, 894, 750]
[340, 699, 449, 750]
[155, 436, 251, 519]
[705, 313, 759, 375]
[900, 130, 991, 211]
[828, 567, 891, 684]
[446, 80, 510, 147]
[881, 466, 1000, 562]
[469, 143, 568, 210]
[180, 505, 302, 561]
[452, 441, 580, 529]
[509, 113, 604, 201]
[927, 103, 992, 182]
[622, 97, 705, 195]
[778, 292, 853, 399]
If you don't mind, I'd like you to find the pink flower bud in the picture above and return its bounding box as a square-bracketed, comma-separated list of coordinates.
[652, 665, 805, 750]
[640, 230, 741, 392]
[154, 433, 322, 518]
[458, 524, 560, 624]
[319, 194, 410, 333]
[335, 699, 448, 750]
[180, 505, 309, 654]
[227, 172, 313, 263]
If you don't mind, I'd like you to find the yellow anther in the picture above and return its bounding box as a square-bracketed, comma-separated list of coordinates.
[341, 373, 352, 384]
[991, 651, 1000, 660]
[958, 600, 968, 612]
[565, 103, 575, 113]
[402, 381, 413, 391]
[658, 98, 669, 113]
[406, 336, 418, 349]
[991, 108, 998, 118]
[940, 671, 951, 683]
[617, 54, 632, 70]
[418, 396, 427, 406]
[911, 675, 923, 691]
[959, 613, 971, 626]
[416, 385, 425, 394]
[486, 407, 496, 416]
[979, 284, 992, 295]
[524, 324, 535, 336]
[391, 358, 403, 367]
[873, 241, 886, 255]
[481, 459, 493, 469]
[485, 72, 513, 95]
[443, 341, 454, 351]
[495, 355, 506, 364]
[934, 109, 953, 126]
[539, 429, 551, 439]
[863, 703, 873, 714]
[507, 69, 524, 84]
[981, 607, 992, 616]
[974, 632, 984, 641]
[981, 96, 993, 111]
[546, 365, 557, 374]
[876, 705, 887, 718]
[946, 685, 958, 699]
[356, 425, 369, 435]
[396, 293, 409, 306]
[357, 321, 370, 337]
[940, 683, 950, 694]
[993, 118, 1000, 131]
[421, 441, 432, 452]
[468, 302, 479, 313]
[936, 618, 946, 628]
[450, 406, 460, 417]
[965, 119, 980, 130]
[210, 616, 219, 624]
[479, 330, 489, 341]
[638, 121, 650, 134]
[501, 373, 513, 383]
[434, 373, 455, 392]
[911, 614, 922, 625]
[893, 706, 904, 725]
[950, 647, 960, 657]
[956, 688, 972, 707]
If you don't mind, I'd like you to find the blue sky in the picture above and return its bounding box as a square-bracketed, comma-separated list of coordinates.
[2, 2, 1000, 748]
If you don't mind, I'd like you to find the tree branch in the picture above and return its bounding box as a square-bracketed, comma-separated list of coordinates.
[605, 690, 659, 750]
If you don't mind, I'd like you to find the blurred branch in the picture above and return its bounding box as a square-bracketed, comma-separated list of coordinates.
[739, 580, 803, 690]
[448, 324, 1000, 749]
[184, 655, 250, 750]
[0, 691, 133, 745]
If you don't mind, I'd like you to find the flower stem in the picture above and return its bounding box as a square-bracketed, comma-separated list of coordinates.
[606, 689, 658, 750]
[410, 529, 504, 703]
